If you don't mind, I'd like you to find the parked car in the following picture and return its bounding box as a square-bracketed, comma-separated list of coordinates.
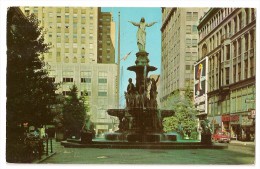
[212, 132, 230, 143]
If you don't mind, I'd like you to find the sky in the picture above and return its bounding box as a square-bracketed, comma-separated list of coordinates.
[101, 7, 162, 107]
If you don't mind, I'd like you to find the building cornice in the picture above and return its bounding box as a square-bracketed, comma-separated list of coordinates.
[199, 18, 256, 48]
[197, 8, 220, 30]
[161, 8, 177, 32]
[230, 19, 256, 41]
[198, 8, 240, 45]
[205, 45, 221, 57]
[229, 76, 256, 90]
[207, 76, 255, 97]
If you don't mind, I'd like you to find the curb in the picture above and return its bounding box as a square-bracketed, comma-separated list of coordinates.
[229, 142, 255, 147]
[230, 143, 255, 147]
[33, 152, 56, 164]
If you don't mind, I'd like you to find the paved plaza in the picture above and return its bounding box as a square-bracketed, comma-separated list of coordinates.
[40, 141, 255, 164]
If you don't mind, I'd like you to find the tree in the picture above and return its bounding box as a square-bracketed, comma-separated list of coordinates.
[6, 8, 59, 162]
[80, 90, 90, 114]
[162, 88, 198, 138]
[62, 85, 89, 138]
[6, 8, 58, 133]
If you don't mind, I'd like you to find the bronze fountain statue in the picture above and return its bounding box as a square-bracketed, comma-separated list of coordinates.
[106, 17, 174, 142]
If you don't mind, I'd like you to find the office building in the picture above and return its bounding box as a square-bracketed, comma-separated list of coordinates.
[20, 7, 118, 134]
[97, 9, 116, 63]
[160, 8, 209, 105]
[197, 8, 256, 140]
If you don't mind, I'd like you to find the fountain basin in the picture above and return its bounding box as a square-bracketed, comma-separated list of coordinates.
[61, 138, 228, 149]
[127, 65, 157, 72]
[107, 109, 126, 117]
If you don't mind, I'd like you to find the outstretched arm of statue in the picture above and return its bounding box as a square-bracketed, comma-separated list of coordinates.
[155, 75, 160, 83]
[146, 21, 157, 27]
[128, 21, 139, 26]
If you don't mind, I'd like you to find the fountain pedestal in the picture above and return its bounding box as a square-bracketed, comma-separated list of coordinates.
[105, 51, 175, 142]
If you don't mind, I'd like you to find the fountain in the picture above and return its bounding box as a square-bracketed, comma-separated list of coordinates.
[105, 18, 175, 142]
[61, 17, 226, 149]
[105, 50, 175, 142]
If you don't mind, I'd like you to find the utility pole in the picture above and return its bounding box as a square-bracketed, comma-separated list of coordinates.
[117, 11, 121, 108]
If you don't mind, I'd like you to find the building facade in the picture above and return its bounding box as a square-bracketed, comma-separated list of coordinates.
[97, 9, 116, 64]
[20, 7, 118, 134]
[197, 8, 256, 141]
[160, 8, 209, 105]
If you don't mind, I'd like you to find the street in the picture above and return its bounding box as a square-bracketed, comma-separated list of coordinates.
[41, 141, 255, 164]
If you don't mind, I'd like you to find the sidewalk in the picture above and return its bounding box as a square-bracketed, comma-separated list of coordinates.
[33, 152, 56, 163]
[33, 139, 63, 163]
[34, 139, 255, 163]
[230, 140, 255, 147]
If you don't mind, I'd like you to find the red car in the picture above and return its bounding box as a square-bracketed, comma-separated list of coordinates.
[212, 132, 231, 143]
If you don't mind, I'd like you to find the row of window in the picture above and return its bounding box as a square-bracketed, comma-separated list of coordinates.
[25, 12, 95, 23]
[49, 24, 94, 30]
[186, 38, 198, 47]
[208, 85, 255, 115]
[186, 12, 199, 21]
[49, 48, 94, 58]
[200, 8, 256, 41]
[62, 91, 91, 96]
[50, 71, 105, 77]
[53, 43, 94, 50]
[186, 25, 198, 34]
[98, 56, 112, 62]
[208, 50, 254, 91]
[26, 7, 94, 13]
[48, 12, 94, 18]
[81, 78, 91, 83]
[62, 91, 107, 97]
[49, 33, 93, 38]
[61, 78, 107, 83]
[62, 91, 92, 96]
[49, 36, 94, 44]
[201, 26, 255, 61]
[185, 52, 198, 61]
[49, 54, 94, 61]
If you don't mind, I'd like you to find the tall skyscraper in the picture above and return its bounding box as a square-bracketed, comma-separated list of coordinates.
[97, 9, 116, 64]
[160, 8, 209, 105]
[20, 7, 119, 134]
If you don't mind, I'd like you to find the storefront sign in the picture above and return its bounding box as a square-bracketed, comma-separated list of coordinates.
[221, 114, 240, 122]
[245, 99, 255, 103]
[194, 57, 208, 114]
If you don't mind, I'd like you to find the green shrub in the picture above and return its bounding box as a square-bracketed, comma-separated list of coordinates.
[190, 131, 198, 140]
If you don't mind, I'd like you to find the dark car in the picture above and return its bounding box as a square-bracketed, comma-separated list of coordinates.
[212, 132, 231, 143]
